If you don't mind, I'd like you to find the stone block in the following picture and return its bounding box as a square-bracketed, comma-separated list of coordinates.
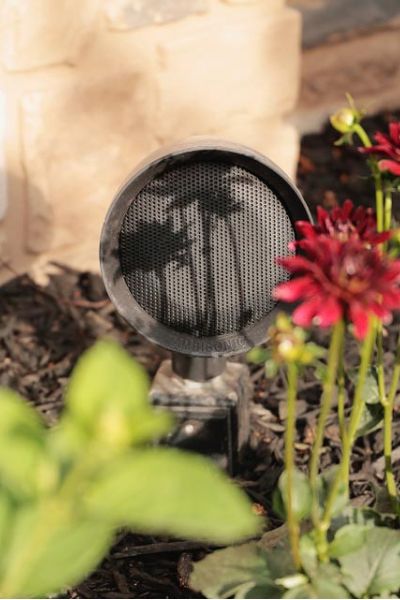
[290, 0, 400, 47]
[221, 0, 260, 4]
[4, 1, 302, 282]
[1, 0, 98, 71]
[0, 91, 7, 221]
[105, 0, 208, 31]
[222, 0, 284, 6]
[154, 7, 301, 140]
[216, 116, 300, 180]
[293, 24, 400, 133]
[20, 68, 157, 269]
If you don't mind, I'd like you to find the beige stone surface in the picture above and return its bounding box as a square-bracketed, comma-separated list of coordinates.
[292, 23, 400, 133]
[0, 0, 302, 283]
[154, 7, 301, 140]
[20, 69, 158, 263]
[1, 0, 99, 71]
[105, 0, 208, 30]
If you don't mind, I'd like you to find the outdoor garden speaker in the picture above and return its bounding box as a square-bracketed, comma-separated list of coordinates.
[100, 139, 311, 470]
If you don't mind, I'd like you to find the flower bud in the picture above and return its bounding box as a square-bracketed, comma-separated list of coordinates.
[330, 108, 357, 134]
[268, 313, 324, 367]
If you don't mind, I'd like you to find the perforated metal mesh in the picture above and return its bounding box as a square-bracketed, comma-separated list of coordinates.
[119, 161, 295, 337]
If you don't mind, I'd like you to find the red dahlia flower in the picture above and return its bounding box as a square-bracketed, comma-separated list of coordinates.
[359, 121, 400, 176]
[274, 236, 400, 339]
[294, 199, 389, 246]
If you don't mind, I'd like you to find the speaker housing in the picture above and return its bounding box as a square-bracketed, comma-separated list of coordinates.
[100, 139, 311, 471]
[100, 138, 311, 360]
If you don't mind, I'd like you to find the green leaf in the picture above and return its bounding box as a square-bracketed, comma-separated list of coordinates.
[246, 347, 270, 365]
[299, 533, 318, 580]
[273, 469, 312, 521]
[85, 447, 260, 544]
[259, 525, 288, 551]
[265, 360, 279, 379]
[0, 492, 14, 573]
[331, 505, 395, 532]
[314, 360, 328, 382]
[329, 524, 369, 558]
[334, 131, 354, 146]
[317, 467, 348, 518]
[64, 340, 173, 446]
[0, 503, 112, 598]
[374, 485, 400, 516]
[351, 364, 383, 438]
[0, 387, 44, 433]
[284, 563, 349, 599]
[355, 401, 384, 438]
[348, 365, 379, 405]
[339, 526, 400, 597]
[244, 584, 282, 598]
[190, 543, 278, 599]
[0, 388, 57, 499]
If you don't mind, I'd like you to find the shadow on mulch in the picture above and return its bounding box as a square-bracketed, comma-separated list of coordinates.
[1, 109, 400, 598]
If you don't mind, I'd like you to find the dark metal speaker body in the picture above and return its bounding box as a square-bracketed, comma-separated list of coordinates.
[100, 139, 311, 470]
[100, 138, 311, 359]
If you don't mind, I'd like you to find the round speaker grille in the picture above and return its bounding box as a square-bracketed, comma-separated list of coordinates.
[119, 161, 295, 338]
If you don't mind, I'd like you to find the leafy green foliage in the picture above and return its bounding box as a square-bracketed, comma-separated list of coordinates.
[190, 535, 351, 599]
[317, 467, 348, 518]
[282, 563, 350, 600]
[328, 524, 369, 558]
[273, 469, 312, 522]
[191, 102, 400, 600]
[85, 448, 259, 543]
[189, 542, 279, 599]
[192, 520, 400, 599]
[339, 527, 400, 597]
[0, 340, 259, 598]
[348, 366, 384, 437]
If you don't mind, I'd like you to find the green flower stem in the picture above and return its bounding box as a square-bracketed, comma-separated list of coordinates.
[337, 332, 347, 444]
[384, 401, 398, 512]
[286, 362, 301, 569]
[321, 318, 376, 535]
[385, 187, 393, 232]
[375, 175, 384, 233]
[353, 122, 385, 233]
[383, 327, 400, 511]
[310, 321, 345, 526]
[353, 124, 372, 149]
[377, 326, 387, 406]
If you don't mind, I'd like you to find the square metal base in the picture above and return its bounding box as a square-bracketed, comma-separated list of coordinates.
[150, 360, 253, 474]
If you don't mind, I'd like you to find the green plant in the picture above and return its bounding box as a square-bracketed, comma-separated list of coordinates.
[0, 340, 259, 598]
[190, 101, 400, 599]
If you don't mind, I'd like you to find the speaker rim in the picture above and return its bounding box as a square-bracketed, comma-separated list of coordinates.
[100, 138, 312, 357]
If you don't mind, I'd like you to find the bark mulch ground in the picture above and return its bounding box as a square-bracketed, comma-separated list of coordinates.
[1, 109, 400, 598]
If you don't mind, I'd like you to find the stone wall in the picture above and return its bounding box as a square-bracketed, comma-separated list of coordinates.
[290, 0, 400, 133]
[0, 0, 301, 283]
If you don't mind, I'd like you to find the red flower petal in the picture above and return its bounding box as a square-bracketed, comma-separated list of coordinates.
[389, 122, 400, 145]
[368, 231, 392, 245]
[273, 276, 316, 302]
[292, 298, 321, 328]
[378, 160, 400, 176]
[313, 296, 343, 327]
[348, 304, 369, 339]
[341, 199, 354, 219]
[316, 206, 329, 226]
[295, 221, 317, 239]
[278, 255, 319, 274]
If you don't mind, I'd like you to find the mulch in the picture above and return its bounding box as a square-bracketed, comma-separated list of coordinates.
[1, 109, 400, 598]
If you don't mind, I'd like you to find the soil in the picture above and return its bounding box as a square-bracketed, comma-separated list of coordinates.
[1, 109, 400, 599]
